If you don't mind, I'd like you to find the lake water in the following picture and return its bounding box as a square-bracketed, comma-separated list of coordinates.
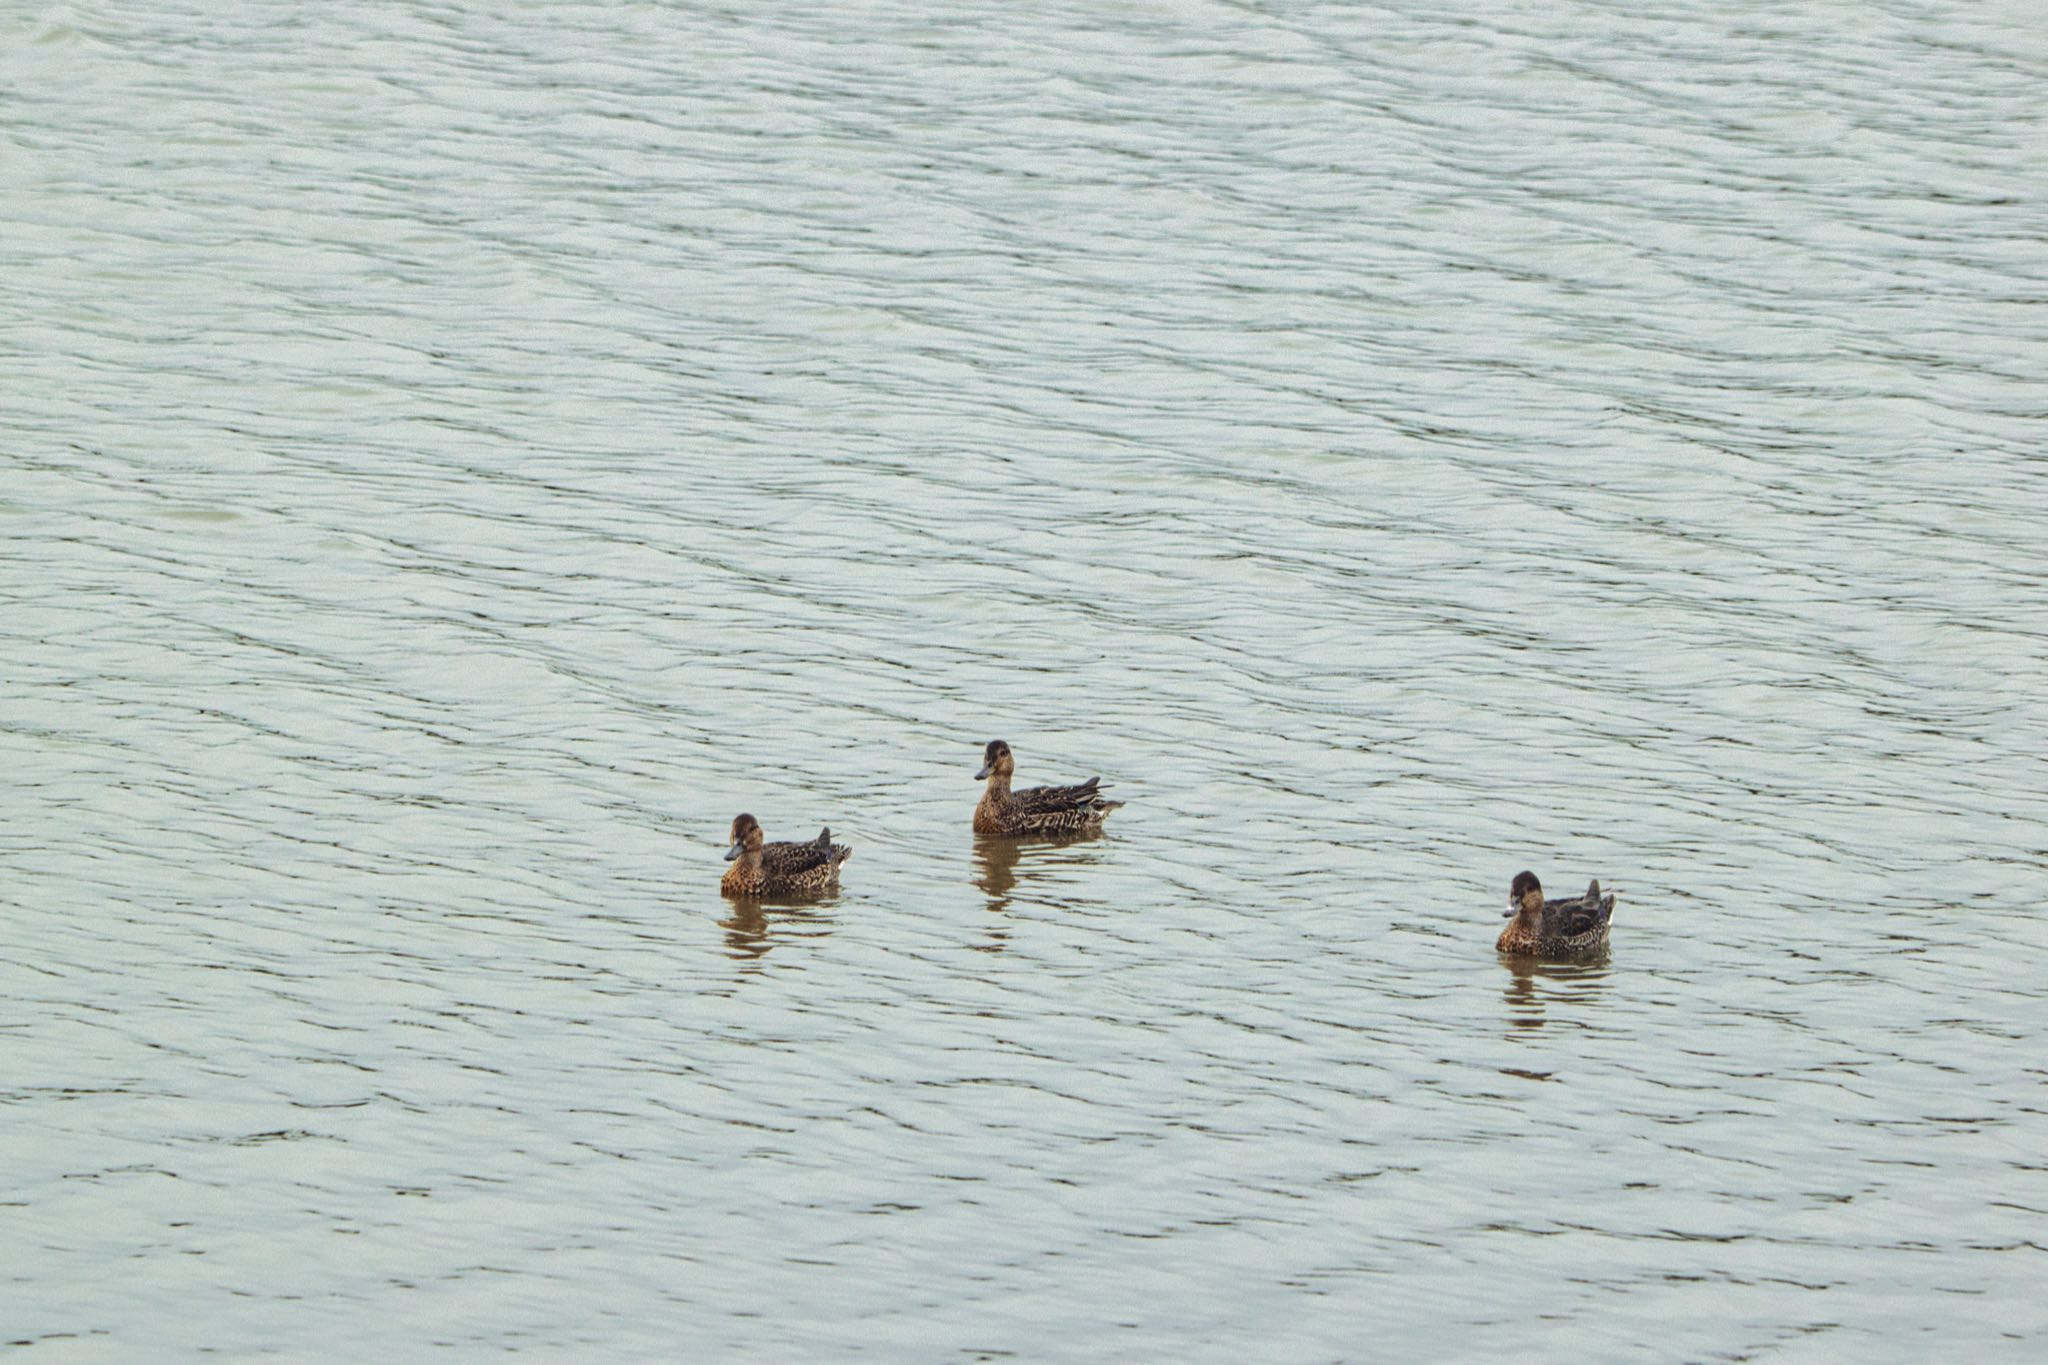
[5, 1, 2045, 1357]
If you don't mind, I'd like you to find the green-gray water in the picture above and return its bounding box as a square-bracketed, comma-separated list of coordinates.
[6, 1, 2045, 1357]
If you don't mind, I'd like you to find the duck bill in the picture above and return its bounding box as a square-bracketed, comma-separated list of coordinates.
[1502, 907, 1518, 919]
[724, 843, 742, 862]
[974, 763, 992, 780]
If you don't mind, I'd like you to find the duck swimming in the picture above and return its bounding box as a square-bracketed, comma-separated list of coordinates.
[972, 740, 1123, 837]
[722, 813, 851, 898]
[1496, 871, 1614, 958]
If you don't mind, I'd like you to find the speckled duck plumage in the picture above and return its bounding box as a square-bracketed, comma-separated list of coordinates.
[721, 813, 851, 898]
[1496, 871, 1614, 958]
[972, 739, 1123, 837]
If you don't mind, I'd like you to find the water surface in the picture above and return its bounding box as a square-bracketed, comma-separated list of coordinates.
[5, 0, 2046, 1357]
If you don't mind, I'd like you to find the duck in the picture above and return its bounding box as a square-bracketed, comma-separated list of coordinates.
[972, 739, 1123, 837]
[721, 813, 851, 898]
[1496, 871, 1614, 958]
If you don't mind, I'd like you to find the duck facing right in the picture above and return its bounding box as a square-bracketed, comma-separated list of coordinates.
[1496, 871, 1614, 959]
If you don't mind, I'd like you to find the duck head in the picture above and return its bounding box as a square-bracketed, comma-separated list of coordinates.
[975, 740, 1014, 782]
[1505, 870, 1543, 919]
[726, 813, 763, 862]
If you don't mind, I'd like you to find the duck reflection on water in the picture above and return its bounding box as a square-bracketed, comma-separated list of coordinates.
[974, 835, 1023, 914]
[718, 896, 836, 964]
[1500, 953, 1612, 1032]
[973, 832, 1108, 916]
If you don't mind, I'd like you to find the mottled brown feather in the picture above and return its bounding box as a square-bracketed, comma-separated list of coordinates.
[974, 763, 1123, 838]
[723, 824, 852, 898]
[1496, 878, 1614, 958]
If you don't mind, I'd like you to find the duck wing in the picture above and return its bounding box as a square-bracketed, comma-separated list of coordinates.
[1013, 778, 1107, 816]
[761, 829, 845, 877]
[1547, 882, 1615, 939]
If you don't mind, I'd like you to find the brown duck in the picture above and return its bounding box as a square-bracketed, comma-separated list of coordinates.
[722, 813, 851, 898]
[972, 740, 1123, 837]
[1496, 871, 1614, 958]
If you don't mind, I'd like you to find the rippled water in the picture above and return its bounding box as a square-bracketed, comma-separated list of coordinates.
[6, 0, 2046, 1357]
